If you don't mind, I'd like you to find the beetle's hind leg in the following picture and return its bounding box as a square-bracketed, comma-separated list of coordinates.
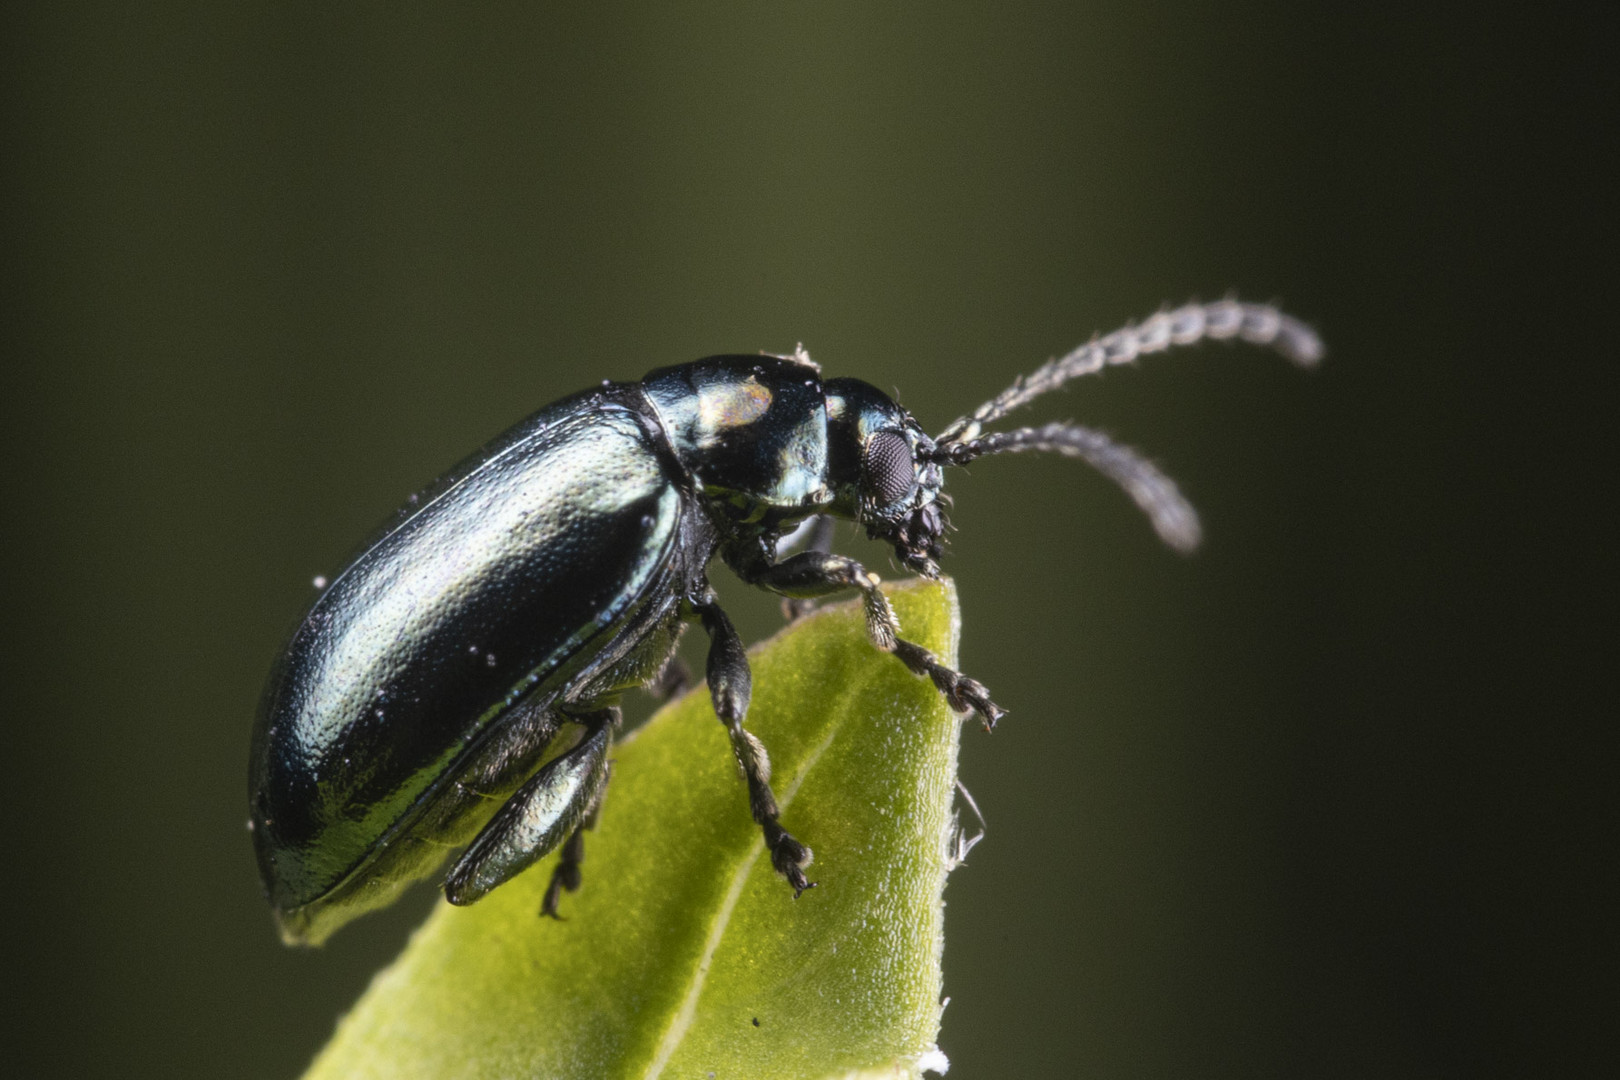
[692, 590, 815, 897]
[540, 760, 611, 919]
[443, 709, 615, 908]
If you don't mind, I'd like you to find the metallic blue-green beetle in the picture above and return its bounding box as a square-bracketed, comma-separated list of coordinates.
[250, 300, 1321, 945]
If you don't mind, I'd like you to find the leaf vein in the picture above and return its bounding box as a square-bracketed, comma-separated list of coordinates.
[641, 717, 845, 1078]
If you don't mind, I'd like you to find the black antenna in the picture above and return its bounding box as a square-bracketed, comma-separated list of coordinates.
[925, 298, 1320, 552]
[935, 299, 1322, 450]
[931, 422, 1202, 553]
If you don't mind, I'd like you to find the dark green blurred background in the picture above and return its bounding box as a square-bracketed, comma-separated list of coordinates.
[4, 3, 1613, 1077]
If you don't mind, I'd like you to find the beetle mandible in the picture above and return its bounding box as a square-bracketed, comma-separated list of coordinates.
[250, 298, 1321, 945]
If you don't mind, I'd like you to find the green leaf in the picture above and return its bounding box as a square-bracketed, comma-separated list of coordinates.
[304, 577, 966, 1080]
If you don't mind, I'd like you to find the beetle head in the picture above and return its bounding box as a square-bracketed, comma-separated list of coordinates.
[823, 302, 1324, 572]
[824, 378, 949, 577]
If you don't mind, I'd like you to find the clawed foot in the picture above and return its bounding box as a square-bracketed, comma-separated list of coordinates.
[764, 822, 816, 897]
[891, 639, 1008, 731]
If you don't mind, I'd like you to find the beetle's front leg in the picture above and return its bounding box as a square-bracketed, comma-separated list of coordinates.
[774, 515, 838, 623]
[726, 540, 900, 650]
[727, 540, 1007, 731]
[890, 638, 1007, 732]
[691, 588, 815, 896]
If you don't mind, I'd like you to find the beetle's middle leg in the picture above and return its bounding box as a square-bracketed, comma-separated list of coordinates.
[691, 589, 815, 897]
[647, 655, 695, 702]
[729, 545, 1007, 731]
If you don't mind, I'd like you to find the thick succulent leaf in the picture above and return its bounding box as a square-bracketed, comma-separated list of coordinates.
[304, 578, 967, 1080]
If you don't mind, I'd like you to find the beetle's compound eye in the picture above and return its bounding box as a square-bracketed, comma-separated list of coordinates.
[864, 429, 914, 507]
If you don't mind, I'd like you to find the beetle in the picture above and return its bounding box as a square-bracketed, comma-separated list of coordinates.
[250, 298, 1321, 945]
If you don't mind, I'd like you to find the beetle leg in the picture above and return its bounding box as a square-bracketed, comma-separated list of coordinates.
[540, 760, 611, 919]
[450, 694, 563, 799]
[727, 543, 1007, 730]
[890, 638, 1008, 732]
[443, 711, 614, 907]
[693, 591, 816, 897]
[647, 655, 695, 702]
[773, 513, 836, 560]
[727, 544, 901, 650]
[774, 515, 837, 623]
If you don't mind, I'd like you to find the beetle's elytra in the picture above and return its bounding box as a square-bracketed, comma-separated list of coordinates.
[250, 299, 1321, 945]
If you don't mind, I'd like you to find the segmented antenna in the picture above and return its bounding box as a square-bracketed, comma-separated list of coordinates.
[935, 299, 1322, 448]
[935, 422, 1202, 552]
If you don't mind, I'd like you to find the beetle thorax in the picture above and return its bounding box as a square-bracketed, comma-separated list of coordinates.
[639, 355, 837, 525]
